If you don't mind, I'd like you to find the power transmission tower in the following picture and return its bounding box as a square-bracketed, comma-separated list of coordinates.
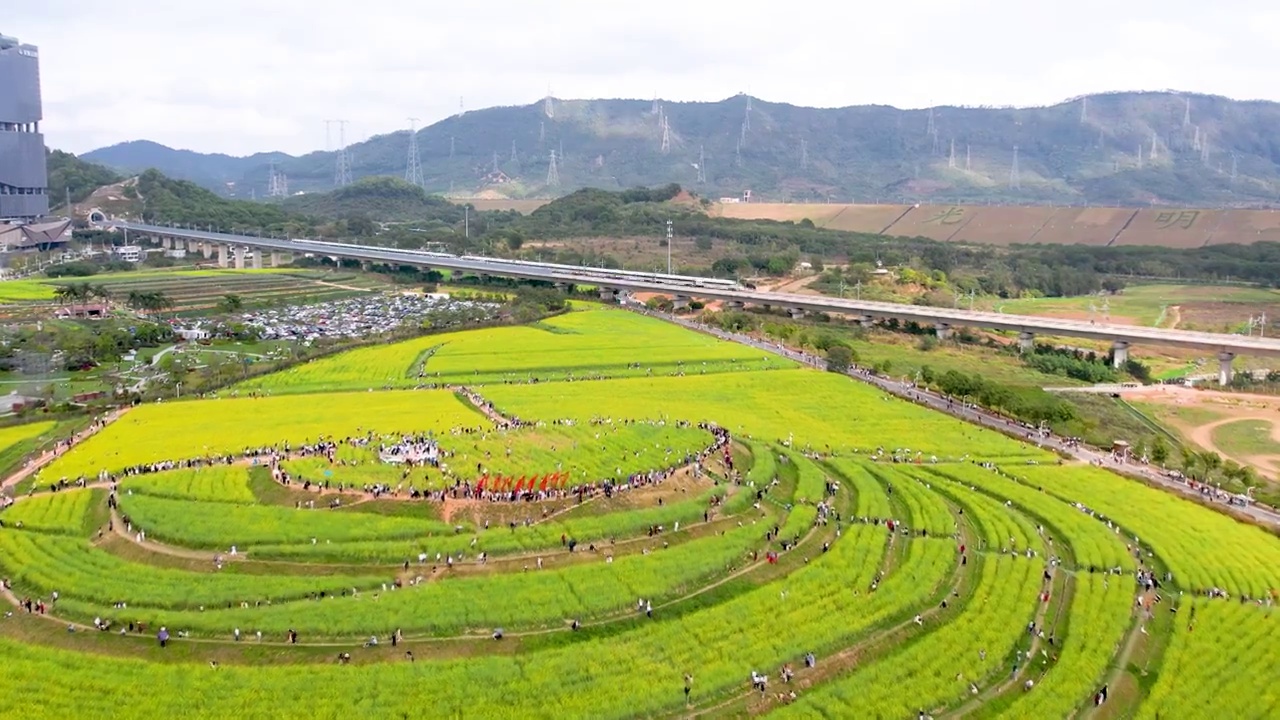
[1183, 97, 1192, 128]
[544, 87, 555, 119]
[404, 118, 424, 188]
[660, 114, 671, 154]
[1150, 131, 1159, 162]
[735, 137, 743, 167]
[267, 162, 288, 197]
[948, 138, 956, 169]
[696, 145, 706, 183]
[333, 120, 353, 187]
[1009, 145, 1020, 190]
[546, 149, 560, 187]
[510, 139, 518, 163]
[800, 138, 808, 170]
[965, 144, 971, 171]
[744, 95, 752, 131]
[1080, 96, 1088, 124]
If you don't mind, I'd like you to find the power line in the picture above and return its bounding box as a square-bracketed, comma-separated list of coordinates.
[404, 117, 424, 188]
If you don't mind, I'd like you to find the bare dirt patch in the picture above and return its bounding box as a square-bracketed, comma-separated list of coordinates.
[1121, 385, 1280, 480]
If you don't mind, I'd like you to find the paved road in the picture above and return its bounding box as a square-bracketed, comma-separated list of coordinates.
[647, 310, 1280, 529]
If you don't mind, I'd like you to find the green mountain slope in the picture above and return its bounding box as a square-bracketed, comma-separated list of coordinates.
[80, 91, 1280, 206]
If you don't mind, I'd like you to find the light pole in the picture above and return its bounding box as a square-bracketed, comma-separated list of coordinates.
[665, 220, 673, 275]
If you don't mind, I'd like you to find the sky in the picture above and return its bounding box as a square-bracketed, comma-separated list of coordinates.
[7, 0, 1279, 156]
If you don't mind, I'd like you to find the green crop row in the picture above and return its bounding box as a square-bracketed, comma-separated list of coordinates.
[827, 458, 893, 520]
[929, 477, 1038, 553]
[1004, 464, 1280, 598]
[0, 529, 386, 609]
[52, 523, 765, 638]
[280, 421, 711, 490]
[37, 390, 480, 481]
[0, 526, 957, 719]
[780, 553, 1042, 719]
[995, 574, 1134, 719]
[250, 487, 733, 563]
[927, 464, 1136, 573]
[122, 466, 256, 504]
[865, 463, 955, 536]
[0, 489, 96, 535]
[1137, 599, 1280, 719]
[117, 493, 457, 549]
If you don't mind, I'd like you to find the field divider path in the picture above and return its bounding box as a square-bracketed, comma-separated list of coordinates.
[1, 407, 131, 494]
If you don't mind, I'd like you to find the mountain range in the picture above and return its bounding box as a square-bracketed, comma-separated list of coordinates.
[80, 92, 1280, 207]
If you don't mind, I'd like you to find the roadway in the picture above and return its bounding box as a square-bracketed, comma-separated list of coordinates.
[110, 220, 1280, 361]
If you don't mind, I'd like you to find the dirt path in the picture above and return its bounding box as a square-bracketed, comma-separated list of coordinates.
[1, 407, 131, 493]
[311, 280, 372, 292]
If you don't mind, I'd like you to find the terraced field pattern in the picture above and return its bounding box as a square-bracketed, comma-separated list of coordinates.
[0, 306, 1276, 718]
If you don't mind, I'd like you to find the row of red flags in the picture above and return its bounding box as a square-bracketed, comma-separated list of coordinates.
[476, 472, 570, 492]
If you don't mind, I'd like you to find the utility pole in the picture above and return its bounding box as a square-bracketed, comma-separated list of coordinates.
[665, 220, 673, 275]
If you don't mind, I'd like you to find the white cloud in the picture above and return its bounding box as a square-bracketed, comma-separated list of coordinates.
[6, 0, 1277, 155]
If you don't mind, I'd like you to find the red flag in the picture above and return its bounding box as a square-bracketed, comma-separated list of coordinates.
[477, 476, 486, 491]
[539, 475, 548, 491]
[515, 478, 524, 492]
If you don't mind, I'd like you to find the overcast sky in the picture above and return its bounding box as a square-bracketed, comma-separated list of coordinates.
[8, 0, 1278, 156]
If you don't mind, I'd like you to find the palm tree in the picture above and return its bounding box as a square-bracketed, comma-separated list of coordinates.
[89, 284, 112, 307]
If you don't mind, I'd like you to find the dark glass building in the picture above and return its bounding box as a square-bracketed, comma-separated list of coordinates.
[0, 32, 48, 220]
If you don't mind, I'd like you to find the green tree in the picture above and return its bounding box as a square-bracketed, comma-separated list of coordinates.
[1150, 436, 1169, 465]
[218, 294, 245, 314]
[826, 345, 853, 374]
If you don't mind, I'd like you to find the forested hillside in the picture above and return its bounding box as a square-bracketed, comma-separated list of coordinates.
[83, 91, 1280, 206]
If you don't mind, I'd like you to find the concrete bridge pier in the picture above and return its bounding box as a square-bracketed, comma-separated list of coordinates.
[725, 301, 745, 310]
[1218, 352, 1235, 385]
[1111, 341, 1130, 368]
[201, 242, 213, 259]
[598, 288, 617, 302]
[857, 315, 875, 329]
[251, 250, 263, 270]
[234, 246, 246, 270]
[1018, 331, 1036, 353]
[217, 244, 230, 268]
[673, 295, 690, 310]
[788, 307, 805, 319]
[271, 252, 287, 268]
[934, 322, 953, 341]
[555, 282, 573, 293]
